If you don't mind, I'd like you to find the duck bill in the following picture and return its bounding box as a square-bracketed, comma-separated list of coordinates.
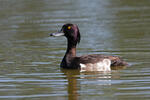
[50, 31, 65, 37]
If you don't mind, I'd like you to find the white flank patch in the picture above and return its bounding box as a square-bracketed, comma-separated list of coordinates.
[80, 63, 87, 72]
[80, 59, 111, 72]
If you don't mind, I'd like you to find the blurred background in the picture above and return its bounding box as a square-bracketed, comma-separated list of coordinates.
[0, 0, 150, 100]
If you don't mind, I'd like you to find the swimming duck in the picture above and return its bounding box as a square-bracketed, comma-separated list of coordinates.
[50, 23, 128, 71]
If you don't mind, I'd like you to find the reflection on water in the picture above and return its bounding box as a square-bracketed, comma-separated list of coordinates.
[0, 0, 150, 100]
[62, 69, 80, 100]
[62, 69, 112, 100]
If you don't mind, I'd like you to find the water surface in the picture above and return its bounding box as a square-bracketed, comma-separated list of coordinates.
[0, 0, 150, 100]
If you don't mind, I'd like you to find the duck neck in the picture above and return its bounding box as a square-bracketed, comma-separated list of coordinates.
[61, 39, 77, 68]
[65, 39, 77, 57]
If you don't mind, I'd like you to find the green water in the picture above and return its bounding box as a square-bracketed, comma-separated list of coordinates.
[0, 0, 150, 100]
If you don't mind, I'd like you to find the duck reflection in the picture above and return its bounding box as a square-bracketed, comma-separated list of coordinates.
[61, 69, 80, 100]
[61, 69, 115, 100]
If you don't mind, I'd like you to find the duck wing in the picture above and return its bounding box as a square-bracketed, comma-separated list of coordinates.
[76, 54, 128, 66]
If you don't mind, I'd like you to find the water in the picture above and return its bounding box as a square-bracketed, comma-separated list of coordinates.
[0, 0, 150, 100]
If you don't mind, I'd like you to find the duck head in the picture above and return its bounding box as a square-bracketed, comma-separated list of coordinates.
[50, 23, 81, 45]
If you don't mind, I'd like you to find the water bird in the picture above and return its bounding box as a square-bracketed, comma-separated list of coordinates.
[50, 23, 128, 72]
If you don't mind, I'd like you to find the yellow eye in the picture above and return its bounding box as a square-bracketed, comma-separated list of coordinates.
[67, 26, 71, 30]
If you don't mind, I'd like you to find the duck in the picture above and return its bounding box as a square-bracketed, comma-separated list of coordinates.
[50, 23, 128, 71]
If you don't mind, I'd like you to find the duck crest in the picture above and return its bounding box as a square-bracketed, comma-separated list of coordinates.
[72, 24, 80, 44]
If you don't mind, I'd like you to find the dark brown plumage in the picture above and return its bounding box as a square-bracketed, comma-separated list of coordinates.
[50, 23, 128, 70]
[77, 54, 127, 66]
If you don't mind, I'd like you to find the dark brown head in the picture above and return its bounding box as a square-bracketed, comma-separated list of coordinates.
[50, 23, 81, 45]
